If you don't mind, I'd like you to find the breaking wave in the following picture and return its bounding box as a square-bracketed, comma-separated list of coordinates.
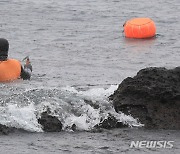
[0, 85, 142, 132]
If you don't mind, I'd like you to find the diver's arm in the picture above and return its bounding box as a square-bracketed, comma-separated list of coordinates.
[20, 66, 31, 80]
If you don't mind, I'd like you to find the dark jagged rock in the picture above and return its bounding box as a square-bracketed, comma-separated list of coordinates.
[94, 113, 128, 129]
[0, 124, 11, 135]
[0, 124, 25, 135]
[38, 112, 62, 132]
[109, 67, 180, 129]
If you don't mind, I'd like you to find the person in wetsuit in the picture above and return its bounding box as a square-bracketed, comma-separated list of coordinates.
[0, 38, 32, 80]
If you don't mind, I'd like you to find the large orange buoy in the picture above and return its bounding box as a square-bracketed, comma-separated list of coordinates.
[124, 18, 156, 39]
[0, 59, 21, 82]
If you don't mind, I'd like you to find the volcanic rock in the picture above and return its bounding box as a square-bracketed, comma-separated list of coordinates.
[0, 124, 11, 135]
[95, 113, 128, 129]
[109, 67, 180, 129]
[38, 112, 62, 132]
[0, 124, 25, 135]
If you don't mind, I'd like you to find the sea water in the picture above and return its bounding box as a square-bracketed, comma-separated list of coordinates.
[0, 0, 180, 153]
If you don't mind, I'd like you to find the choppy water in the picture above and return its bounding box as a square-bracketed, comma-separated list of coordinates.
[0, 0, 180, 153]
[0, 129, 180, 154]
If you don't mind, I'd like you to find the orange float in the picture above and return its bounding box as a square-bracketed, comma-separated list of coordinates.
[124, 18, 156, 39]
[0, 59, 21, 82]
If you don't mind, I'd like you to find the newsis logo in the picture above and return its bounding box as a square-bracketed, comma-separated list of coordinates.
[130, 141, 174, 149]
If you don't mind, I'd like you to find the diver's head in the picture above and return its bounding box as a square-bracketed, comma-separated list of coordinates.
[0, 38, 9, 61]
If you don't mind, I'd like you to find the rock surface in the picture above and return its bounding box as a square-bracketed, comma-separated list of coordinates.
[0, 124, 25, 135]
[95, 113, 128, 129]
[109, 67, 180, 129]
[0, 124, 12, 135]
[38, 112, 62, 132]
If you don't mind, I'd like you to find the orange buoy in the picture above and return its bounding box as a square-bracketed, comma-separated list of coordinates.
[0, 59, 21, 82]
[124, 18, 156, 39]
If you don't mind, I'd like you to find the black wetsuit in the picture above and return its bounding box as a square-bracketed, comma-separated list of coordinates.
[22, 63, 32, 80]
[21, 66, 31, 80]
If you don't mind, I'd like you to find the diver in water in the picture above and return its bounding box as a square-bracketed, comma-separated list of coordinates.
[0, 38, 32, 81]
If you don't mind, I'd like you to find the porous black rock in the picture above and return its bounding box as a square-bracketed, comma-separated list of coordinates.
[0, 124, 24, 135]
[109, 67, 180, 129]
[38, 112, 62, 132]
[0, 124, 11, 135]
[94, 113, 128, 129]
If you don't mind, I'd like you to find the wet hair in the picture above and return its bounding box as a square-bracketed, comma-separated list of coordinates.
[0, 38, 9, 60]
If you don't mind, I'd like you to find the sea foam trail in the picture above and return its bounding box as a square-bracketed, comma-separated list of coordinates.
[0, 85, 142, 132]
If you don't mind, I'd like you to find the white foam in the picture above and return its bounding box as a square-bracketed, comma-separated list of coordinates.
[62, 85, 118, 101]
[63, 104, 101, 131]
[61, 85, 143, 130]
[0, 103, 43, 132]
[0, 85, 142, 132]
[79, 85, 118, 99]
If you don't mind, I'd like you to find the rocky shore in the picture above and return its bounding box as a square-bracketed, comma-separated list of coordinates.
[1, 67, 180, 134]
[109, 67, 180, 129]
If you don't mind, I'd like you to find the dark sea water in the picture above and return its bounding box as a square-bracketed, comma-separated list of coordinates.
[0, 0, 180, 153]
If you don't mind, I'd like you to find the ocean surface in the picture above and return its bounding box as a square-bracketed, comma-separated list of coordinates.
[0, 0, 180, 153]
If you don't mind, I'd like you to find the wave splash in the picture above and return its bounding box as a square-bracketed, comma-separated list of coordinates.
[0, 85, 142, 132]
